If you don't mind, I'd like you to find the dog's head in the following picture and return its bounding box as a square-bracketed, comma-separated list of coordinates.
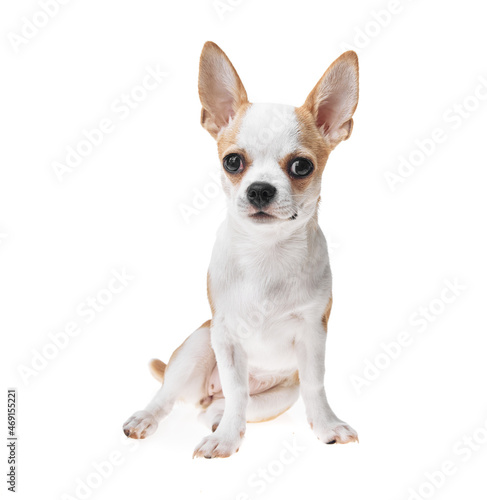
[198, 42, 359, 227]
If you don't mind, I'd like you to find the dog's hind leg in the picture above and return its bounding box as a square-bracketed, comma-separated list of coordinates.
[198, 373, 300, 432]
[198, 398, 225, 432]
[246, 375, 300, 423]
[123, 320, 214, 439]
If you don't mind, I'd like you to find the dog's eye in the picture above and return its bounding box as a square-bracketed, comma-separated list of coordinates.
[223, 154, 243, 173]
[289, 158, 314, 177]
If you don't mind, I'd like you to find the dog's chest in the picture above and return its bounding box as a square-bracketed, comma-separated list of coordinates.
[219, 253, 318, 322]
[209, 223, 331, 369]
[213, 255, 328, 369]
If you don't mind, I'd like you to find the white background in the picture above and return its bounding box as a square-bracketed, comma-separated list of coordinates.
[1, 1, 487, 499]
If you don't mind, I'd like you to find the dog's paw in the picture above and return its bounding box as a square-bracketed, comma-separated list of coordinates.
[312, 421, 358, 445]
[123, 410, 158, 439]
[193, 430, 243, 459]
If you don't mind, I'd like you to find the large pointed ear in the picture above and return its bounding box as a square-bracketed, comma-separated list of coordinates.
[300, 51, 359, 149]
[198, 41, 248, 139]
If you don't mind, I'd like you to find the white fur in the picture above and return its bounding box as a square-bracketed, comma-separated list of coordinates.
[123, 45, 359, 458]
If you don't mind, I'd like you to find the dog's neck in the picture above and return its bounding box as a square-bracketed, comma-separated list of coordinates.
[221, 204, 322, 279]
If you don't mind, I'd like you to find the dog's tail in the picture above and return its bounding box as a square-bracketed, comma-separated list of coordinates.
[149, 358, 167, 383]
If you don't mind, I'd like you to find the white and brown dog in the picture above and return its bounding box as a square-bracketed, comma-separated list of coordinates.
[123, 42, 359, 458]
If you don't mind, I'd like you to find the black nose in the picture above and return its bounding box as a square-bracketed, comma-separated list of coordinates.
[247, 182, 277, 209]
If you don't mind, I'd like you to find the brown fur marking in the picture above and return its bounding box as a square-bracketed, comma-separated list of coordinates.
[165, 319, 212, 374]
[322, 295, 333, 331]
[198, 42, 248, 139]
[207, 272, 215, 316]
[149, 358, 167, 383]
[216, 103, 252, 186]
[294, 106, 330, 174]
[299, 51, 359, 148]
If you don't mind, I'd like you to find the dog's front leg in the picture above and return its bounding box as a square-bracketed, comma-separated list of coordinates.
[193, 323, 248, 459]
[296, 322, 358, 445]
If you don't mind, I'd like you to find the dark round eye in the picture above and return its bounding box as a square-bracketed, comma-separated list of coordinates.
[223, 154, 243, 173]
[289, 158, 314, 178]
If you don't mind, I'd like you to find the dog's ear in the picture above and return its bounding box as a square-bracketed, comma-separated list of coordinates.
[300, 51, 359, 149]
[198, 42, 248, 139]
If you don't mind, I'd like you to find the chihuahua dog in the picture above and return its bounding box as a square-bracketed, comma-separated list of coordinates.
[123, 42, 359, 458]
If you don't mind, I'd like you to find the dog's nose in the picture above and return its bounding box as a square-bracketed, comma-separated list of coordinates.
[247, 182, 277, 209]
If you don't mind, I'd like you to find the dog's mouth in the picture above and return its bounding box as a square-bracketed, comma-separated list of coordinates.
[250, 211, 276, 223]
[249, 211, 299, 223]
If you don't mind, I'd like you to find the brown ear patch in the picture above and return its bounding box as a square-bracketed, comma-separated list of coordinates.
[303, 51, 359, 120]
[198, 41, 249, 138]
[200, 108, 220, 139]
[300, 51, 359, 149]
